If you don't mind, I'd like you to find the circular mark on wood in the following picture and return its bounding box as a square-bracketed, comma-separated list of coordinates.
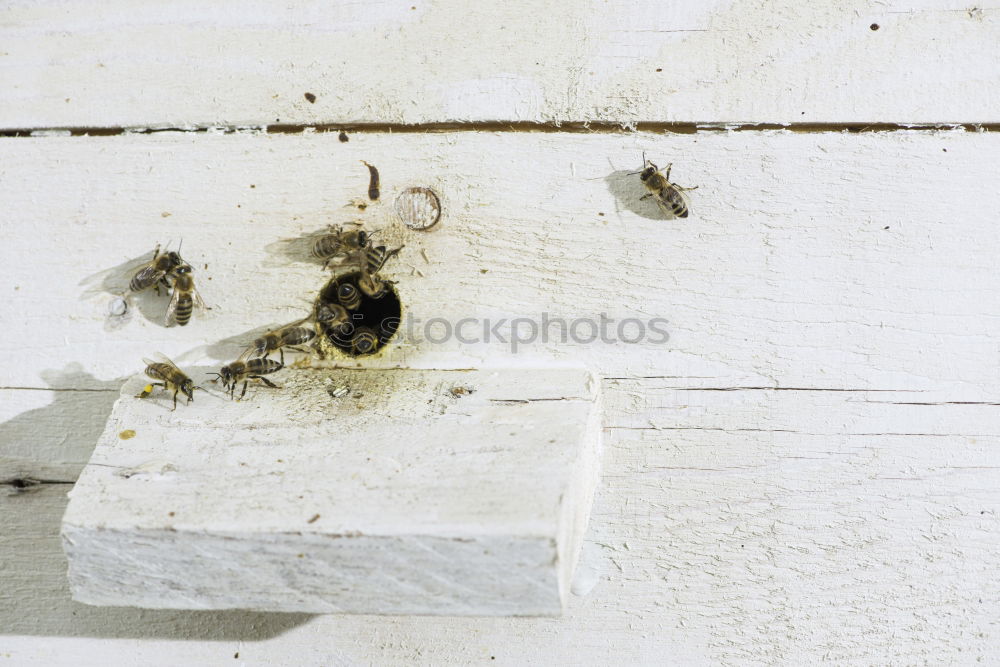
[394, 187, 442, 230]
[108, 296, 128, 316]
[315, 272, 401, 356]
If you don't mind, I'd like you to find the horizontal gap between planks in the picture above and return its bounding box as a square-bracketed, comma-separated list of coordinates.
[1, 121, 997, 138]
[2, 477, 74, 488]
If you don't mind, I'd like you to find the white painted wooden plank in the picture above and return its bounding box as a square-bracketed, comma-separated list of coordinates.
[1, 130, 998, 399]
[2, 0, 998, 128]
[1, 484, 310, 665]
[5, 385, 999, 664]
[63, 367, 601, 615]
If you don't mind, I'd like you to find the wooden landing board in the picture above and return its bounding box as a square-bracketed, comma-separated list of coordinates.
[62, 367, 601, 616]
[3, 381, 997, 663]
[2, 0, 998, 128]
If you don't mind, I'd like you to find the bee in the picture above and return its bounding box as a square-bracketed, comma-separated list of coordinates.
[360, 244, 401, 276]
[314, 301, 353, 346]
[315, 302, 350, 328]
[165, 266, 205, 327]
[239, 320, 316, 365]
[351, 326, 379, 355]
[130, 245, 187, 294]
[312, 227, 372, 269]
[139, 354, 200, 410]
[357, 244, 401, 298]
[361, 160, 380, 201]
[637, 157, 698, 219]
[337, 282, 362, 310]
[211, 358, 284, 400]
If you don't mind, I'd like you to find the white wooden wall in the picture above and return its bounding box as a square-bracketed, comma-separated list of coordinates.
[2, 1, 999, 664]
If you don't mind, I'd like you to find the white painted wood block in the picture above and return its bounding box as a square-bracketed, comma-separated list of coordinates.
[61, 367, 601, 616]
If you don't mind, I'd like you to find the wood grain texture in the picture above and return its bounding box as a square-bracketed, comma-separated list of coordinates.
[4, 384, 999, 664]
[1, 130, 998, 397]
[2, 0, 999, 128]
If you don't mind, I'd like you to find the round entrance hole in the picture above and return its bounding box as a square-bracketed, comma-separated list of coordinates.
[315, 271, 401, 356]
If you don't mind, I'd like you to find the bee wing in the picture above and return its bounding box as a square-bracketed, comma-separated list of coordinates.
[164, 282, 183, 326]
[192, 284, 207, 312]
[653, 187, 690, 219]
[130, 261, 167, 292]
[143, 352, 180, 370]
[236, 345, 261, 363]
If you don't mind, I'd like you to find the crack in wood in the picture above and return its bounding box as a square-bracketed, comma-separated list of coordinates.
[2, 476, 74, 490]
[0, 385, 118, 393]
[1, 121, 996, 138]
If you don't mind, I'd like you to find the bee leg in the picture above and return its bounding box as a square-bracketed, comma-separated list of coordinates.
[279, 347, 285, 366]
[254, 376, 279, 389]
[171, 389, 179, 411]
[155, 276, 171, 297]
[664, 163, 673, 180]
[239, 381, 249, 401]
[639, 194, 651, 200]
[676, 185, 699, 191]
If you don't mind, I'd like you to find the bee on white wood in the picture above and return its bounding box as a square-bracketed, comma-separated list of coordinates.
[312, 226, 372, 269]
[138, 353, 201, 410]
[238, 319, 316, 365]
[636, 157, 697, 219]
[129, 244, 186, 295]
[165, 265, 206, 327]
[357, 243, 402, 299]
[210, 357, 284, 401]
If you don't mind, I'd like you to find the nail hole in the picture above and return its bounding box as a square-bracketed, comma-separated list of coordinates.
[395, 187, 442, 230]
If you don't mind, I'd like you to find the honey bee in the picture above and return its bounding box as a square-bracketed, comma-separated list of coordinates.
[139, 354, 200, 410]
[357, 244, 401, 298]
[165, 266, 205, 327]
[337, 282, 362, 310]
[360, 244, 401, 276]
[211, 358, 284, 400]
[351, 326, 379, 355]
[312, 227, 372, 269]
[637, 157, 697, 219]
[239, 320, 316, 365]
[130, 245, 187, 294]
[358, 272, 389, 299]
[315, 302, 350, 331]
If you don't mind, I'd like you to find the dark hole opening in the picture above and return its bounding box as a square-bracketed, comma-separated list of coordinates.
[316, 271, 401, 356]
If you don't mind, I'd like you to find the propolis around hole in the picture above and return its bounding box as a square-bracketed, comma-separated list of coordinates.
[315, 271, 401, 357]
